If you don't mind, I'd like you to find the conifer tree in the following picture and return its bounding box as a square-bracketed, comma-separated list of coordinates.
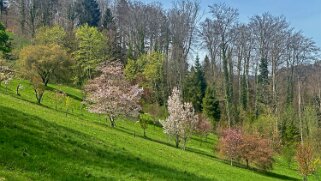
[184, 55, 207, 112]
[203, 86, 221, 125]
[75, 0, 101, 27]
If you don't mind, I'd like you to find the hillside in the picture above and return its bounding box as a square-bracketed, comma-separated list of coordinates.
[0, 80, 316, 180]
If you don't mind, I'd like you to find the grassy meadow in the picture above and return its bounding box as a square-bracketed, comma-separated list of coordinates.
[0, 80, 319, 181]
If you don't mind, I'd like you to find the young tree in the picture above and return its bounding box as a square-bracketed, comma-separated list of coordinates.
[162, 87, 198, 149]
[30, 74, 45, 104]
[138, 112, 153, 137]
[85, 61, 143, 128]
[240, 133, 274, 170]
[218, 128, 243, 166]
[19, 44, 71, 87]
[296, 143, 318, 181]
[74, 24, 105, 83]
[65, 96, 72, 117]
[53, 90, 65, 110]
[202, 86, 221, 126]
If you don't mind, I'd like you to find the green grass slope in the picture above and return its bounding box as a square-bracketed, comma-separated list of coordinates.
[0, 80, 317, 180]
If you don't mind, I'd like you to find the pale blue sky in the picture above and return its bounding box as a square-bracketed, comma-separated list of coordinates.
[142, 0, 321, 48]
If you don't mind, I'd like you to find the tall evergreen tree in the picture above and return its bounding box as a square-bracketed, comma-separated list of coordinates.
[184, 55, 207, 112]
[75, 0, 101, 27]
[203, 86, 221, 125]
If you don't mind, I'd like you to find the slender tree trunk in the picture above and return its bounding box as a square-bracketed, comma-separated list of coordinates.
[222, 45, 232, 127]
[16, 83, 21, 96]
[303, 175, 307, 181]
[175, 134, 179, 148]
[182, 136, 187, 150]
[109, 115, 115, 128]
[35, 89, 43, 104]
[254, 60, 259, 117]
[298, 79, 303, 145]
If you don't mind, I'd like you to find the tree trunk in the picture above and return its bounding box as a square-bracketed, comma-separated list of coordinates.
[298, 79, 303, 145]
[254, 60, 259, 118]
[303, 175, 308, 181]
[175, 134, 179, 148]
[35, 89, 43, 104]
[182, 136, 188, 150]
[223, 46, 233, 127]
[143, 129, 146, 138]
[109, 115, 115, 128]
[246, 159, 249, 168]
[16, 83, 21, 96]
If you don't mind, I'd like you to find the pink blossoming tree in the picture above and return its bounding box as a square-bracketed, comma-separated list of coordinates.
[85, 61, 143, 127]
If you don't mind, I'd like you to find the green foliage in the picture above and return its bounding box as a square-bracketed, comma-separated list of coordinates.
[75, 0, 101, 27]
[125, 52, 164, 104]
[303, 106, 318, 139]
[53, 90, 65, 110]
[19, 44, 72, 86]
[280, 106, 300, 143]
[0, 22, 11, 58]
[73, 24, 105, 83]
[65, 95, 72, 116]
[138, 113, 153, 137]
[35, 25, 67, 47]
[282, 144, 296, 168]
[184, 56, 207, 112]
[202, 86, 221, 124]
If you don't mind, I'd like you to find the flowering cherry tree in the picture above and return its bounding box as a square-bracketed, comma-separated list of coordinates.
[162, 87, 198, 149]
[85, 61, 143, 127]
[218, 128, 243, 166]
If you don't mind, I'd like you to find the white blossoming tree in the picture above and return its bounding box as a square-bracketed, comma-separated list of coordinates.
[85, 61, 143, 127]
[162, 87, 198, 150]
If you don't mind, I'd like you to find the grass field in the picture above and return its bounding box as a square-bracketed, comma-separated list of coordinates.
[0, 80, 320, 180]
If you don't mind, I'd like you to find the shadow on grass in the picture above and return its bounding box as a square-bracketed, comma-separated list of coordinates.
[47, 86, 83, 102]
[215, 159, 300, 181]
[0, 106, 213, 181]
[0, 89, 81, 119]
[112, 122, 300, 181]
